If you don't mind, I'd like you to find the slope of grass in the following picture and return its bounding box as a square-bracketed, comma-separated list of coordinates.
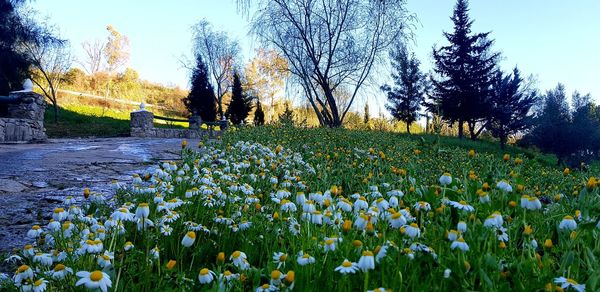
[44, 104, 190, 138]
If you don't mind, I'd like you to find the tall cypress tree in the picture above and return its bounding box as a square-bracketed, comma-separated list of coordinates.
[381, 44, 426, 134]
[184, 55, 217, 122]
[253, 99, 265, 125]
[225, 72, 253, 125]
[430, 0, 499, 139]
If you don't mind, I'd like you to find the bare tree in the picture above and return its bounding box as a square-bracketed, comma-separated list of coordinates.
[19, 15, 72, 123]
[80, 39, 104, 75]
[251, 0, 413, 127]
[192, 20, 240, 119]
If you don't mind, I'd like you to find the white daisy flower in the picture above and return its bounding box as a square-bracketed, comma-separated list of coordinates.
[181, 231, 196, 247]
[496, 181, 512, 192]
[439, 173, 452, 186]
[296, 251, 315, 266]
[558, 216, 577, 231]
[357, 251, 375, 272]
[111, 208, 135, 222]
[457, 221, 468, 233]
[135, 203, 150, 219]
[404, 223, 421, 239]
[32, 278, 48, 292]
[27, 225, 43, 239]
[553, 277, 585, 292]
[334, 259, 359, 274]
[198, 268, 216, 284]
[449, 200, 475, 212]
[75, 270, 112, 292]
[450, 237, 469, 252]
[49, 264, 73, 280]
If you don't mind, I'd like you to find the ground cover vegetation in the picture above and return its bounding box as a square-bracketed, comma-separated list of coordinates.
[1, 126, 599, 291]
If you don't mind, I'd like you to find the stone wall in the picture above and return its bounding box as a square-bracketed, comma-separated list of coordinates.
[130, 110, 224, 139]
[0, 91, 46, 143]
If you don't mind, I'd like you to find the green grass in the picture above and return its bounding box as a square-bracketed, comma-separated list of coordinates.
[45, 105, 131, 138]
[44, 104, 189, 138]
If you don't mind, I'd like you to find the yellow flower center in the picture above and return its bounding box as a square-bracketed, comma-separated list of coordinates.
[271, 270, 281, 279]
[342, 260, 353, 267]
[410, 223, 418, 228]
[32, 225, 40, 230]
[262, 284, 270, 289]
[34, 279, 43, 286]
[566, 278, 578, 285]
[325, 239, 335, 245]
[232, 251, 241, 259]
[279, 254, 287, 261]
[139, 203, 148, 207]
[362, 250, 374, 257]
[457, 237, 465, 242]
[223, 270, 232, 276]
[54, 208, 64, 213]
[118, 208, 128, 213]
[302, 253, 310, 259]
[187, 231, 196, 239]
[90, 271, 104, 281]
[564, 216, 573, 220]
[17, 265, 29, 273]
[459, 200, 468, 206]
[200, 268, 209, 275]
[101, 255, 110, 260]
[54, 264, 65, 271]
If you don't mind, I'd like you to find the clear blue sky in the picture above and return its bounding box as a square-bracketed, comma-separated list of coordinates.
[33, 0, 600, 109]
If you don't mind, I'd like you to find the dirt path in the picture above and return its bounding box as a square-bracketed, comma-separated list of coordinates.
[0, 137, 200, 254]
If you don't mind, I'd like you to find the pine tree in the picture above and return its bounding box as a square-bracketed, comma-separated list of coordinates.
[381, 44, 426, 134]
[253, 99, 265, 125]
[430, 0, 499, 139]
[184, 55, 217, 122]
[363, 103, 370, 124]
[525, 84, 572, 164]
[487, 68, 537, 148]
[278, 102, 295, 126]
[225, 72, 253, 125]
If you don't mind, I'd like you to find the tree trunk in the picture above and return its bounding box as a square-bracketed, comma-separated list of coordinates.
[458, 120, 464, 139]
[468, 122, 477, 140]
[406, 122, 411, 134]
[53, 103, 58, 123]
[500, 136, 506, 150]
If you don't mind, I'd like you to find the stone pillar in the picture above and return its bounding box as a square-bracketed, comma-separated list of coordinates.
[5, 91, 47, 142]
[130, 110, 154, 137]
[189, 115, 202, 130]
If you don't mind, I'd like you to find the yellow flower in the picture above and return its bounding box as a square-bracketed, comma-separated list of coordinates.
[285, 270, 295, 283]
[468, 149, 475, 157]
[544, 239, 553, 249]
[166, 260, 176, 270]
[587, 177, 597, 190]
[523, 225, 533, 235]
[216, 252, 225, 264]
[563, 168, 570, 176]
[503, 154, 510, 161]
[83, 188, 90, 199]
[181, 140, 187, 149]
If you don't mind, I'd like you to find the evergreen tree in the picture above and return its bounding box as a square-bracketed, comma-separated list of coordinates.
[253, 99, 265, 125]
[363, 103, 370, 124]
[225, 72, 253, 125]
[570, 92, 600, 162]
[0, 0, 32, 95]
[278, 102, 295, 126]
[184, 55, 217, 122]
[381, 44, 426, 134]
[525, 84, 572, 164]
[487, 68, 537, 148]
[430, 0, 499, 139]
